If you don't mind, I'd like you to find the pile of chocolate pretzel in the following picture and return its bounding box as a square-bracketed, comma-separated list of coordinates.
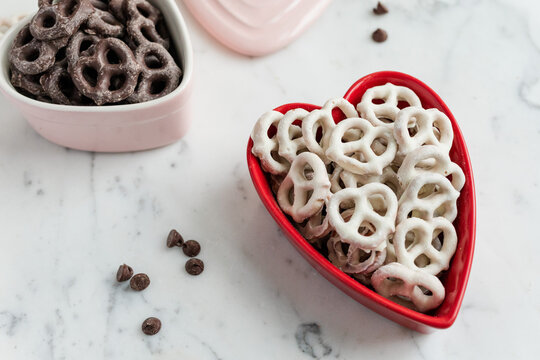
[9, 0, 182, 105]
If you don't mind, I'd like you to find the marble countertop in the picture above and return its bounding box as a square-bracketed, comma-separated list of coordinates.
[1, 0, 539, 359]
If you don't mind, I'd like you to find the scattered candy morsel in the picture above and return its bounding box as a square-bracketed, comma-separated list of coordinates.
[373, 2, 388, 15]
[141, 317, 161, 335]
[130, 273, 151, 291]
[185, 258, 204, 275]
[116, 264, 134, 282]
[182, 240, 201, 257]
[166, 229, 184, 248]
[372, 28, 388, 43]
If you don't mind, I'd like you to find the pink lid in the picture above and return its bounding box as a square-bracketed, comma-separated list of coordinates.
[183, 0, 332, 56]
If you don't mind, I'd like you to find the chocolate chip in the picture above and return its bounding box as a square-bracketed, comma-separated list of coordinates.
[166, 229, 184, 248]
[372, 28, 388, 43]
[182, 240, 201, 257]
[116, 264, 134, 282]
[373, 2, 388, 15]
[141, 317, 161, 335]
[185, 258, 204, 275]
[130, 273, 150, 291]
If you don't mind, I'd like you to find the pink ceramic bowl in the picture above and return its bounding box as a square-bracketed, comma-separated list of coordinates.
[247, 71, 476, 333]
[0, 0, 193, 152]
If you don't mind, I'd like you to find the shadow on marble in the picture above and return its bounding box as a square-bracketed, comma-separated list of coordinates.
[204, 170, 431, 352]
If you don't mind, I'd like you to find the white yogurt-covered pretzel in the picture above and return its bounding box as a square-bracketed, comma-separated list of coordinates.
[297, 205, 332, 242]
[330, 166, 402, 205]
[328, 184, 398, 250]
[394, 217, 457, 275]
[371, 262, 445, 312]
[302, 98, 357, 164]
[398, 145, 465, 191]
[277, 108, 309, 163]
[326, 118, 397, 175]
[394, 107, 454, 160]
[277, 152, 331, 223]
[327, 233, 386, 274]
[251, 111, 290, 175]
[356, 83, 422, 129]
[397, 173, 460, 224]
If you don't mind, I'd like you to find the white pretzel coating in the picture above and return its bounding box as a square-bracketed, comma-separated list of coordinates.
[330, 166, 402, 209]
[297, 205, 333, 242]
[398, 145, 465, 191]
[371, 262, 445, 312]
[277, 152, 331, 223]
[393, 217, 457, 275]
[356, 83, 422, 129]
[326, 118, 397, 175]
[397, 173, 460, 224]
[385, 235, 397, 264]
[277, 108, 309, 163]
[327, 184, 398, 250]
[327, 233, 386, 274]
[302, 98, 358, 164]
[251, 111, 290, 175]
[394, 107, 454, 160]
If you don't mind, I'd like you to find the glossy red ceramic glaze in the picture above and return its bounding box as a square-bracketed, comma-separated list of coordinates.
[246, 71, 476, 333]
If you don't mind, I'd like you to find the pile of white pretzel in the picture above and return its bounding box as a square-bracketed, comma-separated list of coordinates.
[250, 83, 465, 313]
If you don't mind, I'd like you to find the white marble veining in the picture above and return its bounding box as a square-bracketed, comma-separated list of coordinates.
[1, 0, 539, 358]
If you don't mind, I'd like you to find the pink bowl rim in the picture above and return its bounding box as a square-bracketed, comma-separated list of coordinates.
[0, 0, 193, 116]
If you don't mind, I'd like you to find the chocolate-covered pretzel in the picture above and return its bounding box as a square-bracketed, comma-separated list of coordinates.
[66, 30, 101, 66]
[126, 0, 169, 49]
[10, 66, 47, 97]
[41, 64, 92, 105]
[127, 42, 180, 103]
[70, 37, 141, 105]
[31, 0, 93, 40]
[10, 24, 68, 75]
[86, 3, 125, 37]
[89, 0, 109, 11]
[109, 0, 127, 23]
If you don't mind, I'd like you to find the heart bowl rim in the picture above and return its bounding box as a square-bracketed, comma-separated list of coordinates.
[246, 71, 476, 331]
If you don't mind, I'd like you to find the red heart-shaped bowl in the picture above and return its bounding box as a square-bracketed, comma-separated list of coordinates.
[246, 71, 476, 333]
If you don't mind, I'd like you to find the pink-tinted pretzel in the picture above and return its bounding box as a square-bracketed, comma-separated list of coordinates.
[10, 24, 68, 75]
[31, 0, 93, 40]
[297, 205, 333, 242]
[372, 262, 445, 312]
[70, 37, 141, 105]
[127, 42, 181, 103]
[327, 226, 386, 275]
